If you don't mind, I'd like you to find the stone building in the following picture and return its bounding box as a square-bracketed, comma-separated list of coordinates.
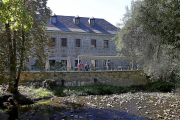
[28, 15, 129, 71]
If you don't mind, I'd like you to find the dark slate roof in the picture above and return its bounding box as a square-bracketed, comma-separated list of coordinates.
[46, 15, 117, 35]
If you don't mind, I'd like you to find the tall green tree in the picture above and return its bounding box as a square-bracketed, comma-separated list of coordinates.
[0, 0, 51, 93]
[114, 0, 180, 80]
[138, 0, 180, 47]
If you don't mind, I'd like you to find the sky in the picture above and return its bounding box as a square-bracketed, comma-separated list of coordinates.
[47, 0, 133, 27]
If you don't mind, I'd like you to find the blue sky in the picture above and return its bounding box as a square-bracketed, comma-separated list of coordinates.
[47, 0, 133, 26]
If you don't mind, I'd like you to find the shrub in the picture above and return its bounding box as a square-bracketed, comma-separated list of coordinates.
[51, 81, 176, 97]
[35, 87, 54, 98]
[54, 87, 65, 96]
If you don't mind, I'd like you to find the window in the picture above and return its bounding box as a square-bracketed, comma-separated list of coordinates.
[104, 40, 108, 48]
[75, 18, 79, 25]
[90, 19, 95, 26]
[75, 39, 80, 47]
[89, 17, 95, 26]
[74, 16, 80, 25]
[91, 39, 96, 47]
[51, 16, 57, 24]
[51, 38, 56, 46]
[61, 38, 67, 47]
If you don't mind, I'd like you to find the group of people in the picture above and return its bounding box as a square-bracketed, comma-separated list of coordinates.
[78, 62, 94, 71]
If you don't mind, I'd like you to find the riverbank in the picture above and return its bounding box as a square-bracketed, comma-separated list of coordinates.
[0, 92, 179, 120]
[45, 92, 180, 119]
[0, 82, 179, 119]
[0, 81, 177, 106]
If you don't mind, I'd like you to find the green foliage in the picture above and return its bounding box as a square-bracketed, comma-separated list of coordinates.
[16, 82, 177, 100]
[0, 0, 33, 31]
[138, 0, 180, 47]
[0, 76, 7, 85]
[53, 83, 176, 97]
[35, 87, 54, 98]
[0, 0, 52, 93]
[54, 87, 66, 96]
[114, 0, 180, 80]
[169, 73, 180, 92]
[27, 85, 35, 92]
[54, 85, 136, 97]
[147, 81, 174, 92]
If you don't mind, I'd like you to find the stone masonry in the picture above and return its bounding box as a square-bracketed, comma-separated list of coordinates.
[19, 70, 149, 87]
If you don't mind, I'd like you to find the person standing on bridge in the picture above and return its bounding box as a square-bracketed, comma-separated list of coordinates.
[107, 60, 111, 70]
[78, 62, 84, 71]
[85, 62, 89, 71]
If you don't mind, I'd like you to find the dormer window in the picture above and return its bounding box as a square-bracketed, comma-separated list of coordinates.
[51, 15, 57, 24]
[73, 16, 80, 25]
[89, 17, 95, 26]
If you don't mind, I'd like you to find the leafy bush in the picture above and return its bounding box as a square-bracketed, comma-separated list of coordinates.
[170, 73, 180, 91]
[54, 87, 65, 96]
[53, 85, 129, 96]
[35, 87, 54, 98]
[144, 82, 173, 92]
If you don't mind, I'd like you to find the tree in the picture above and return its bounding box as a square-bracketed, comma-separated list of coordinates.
[138, 0, 180, 47]
[137, 0, 180, 78]
[0, 0, 51, 93]
[114, 0, 180, 80]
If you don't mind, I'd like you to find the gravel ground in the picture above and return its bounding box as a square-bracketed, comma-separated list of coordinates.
[54, 92, 180, 120]
[0, 85, 180, 120]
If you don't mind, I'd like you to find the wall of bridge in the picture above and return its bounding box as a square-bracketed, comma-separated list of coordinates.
[19, 70, 149, 87]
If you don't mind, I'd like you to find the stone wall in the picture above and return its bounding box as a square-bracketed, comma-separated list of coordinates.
[19, 70, 149, 87]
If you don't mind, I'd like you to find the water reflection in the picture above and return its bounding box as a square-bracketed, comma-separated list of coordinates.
[7, 108, 18, 120]
[0, 102, 149, 120]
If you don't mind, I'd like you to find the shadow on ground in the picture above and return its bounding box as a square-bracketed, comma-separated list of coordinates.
[0, 92, 34, 109]
[0, 100, 150, 120]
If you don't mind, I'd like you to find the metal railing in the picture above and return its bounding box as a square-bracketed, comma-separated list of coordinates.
[29, 65, 143, 72]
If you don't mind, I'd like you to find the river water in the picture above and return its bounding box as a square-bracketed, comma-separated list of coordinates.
[0, 93, 179, 120]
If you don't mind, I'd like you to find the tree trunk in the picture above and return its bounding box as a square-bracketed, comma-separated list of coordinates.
[13, 0, 27, 93]
[15, 30, 25, 92]
[12, 31, 18, 92]
[6, 24, 18, 93]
